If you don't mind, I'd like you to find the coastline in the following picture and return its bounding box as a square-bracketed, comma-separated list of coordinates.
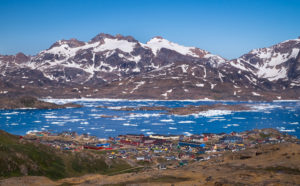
[41, 97, 300, 104]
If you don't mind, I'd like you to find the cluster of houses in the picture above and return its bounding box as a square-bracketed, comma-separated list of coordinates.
[23, 128, 297, 169]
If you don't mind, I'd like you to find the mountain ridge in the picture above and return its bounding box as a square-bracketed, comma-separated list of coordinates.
[0, 33, 299, 100]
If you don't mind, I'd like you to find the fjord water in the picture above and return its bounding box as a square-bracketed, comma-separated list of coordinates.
[0, 99, 299, 138]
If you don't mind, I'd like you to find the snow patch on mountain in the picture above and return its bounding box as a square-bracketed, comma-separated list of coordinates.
[93, 38, 137, 53]
[45, 41, 98, 57]
[145, 37, 199, 57]
[130, 81, 145, 93]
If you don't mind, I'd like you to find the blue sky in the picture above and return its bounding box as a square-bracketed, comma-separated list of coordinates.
[0, 0, 299, 59]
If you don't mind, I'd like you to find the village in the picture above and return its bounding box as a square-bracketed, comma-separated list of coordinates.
[23, 128, 299, 169]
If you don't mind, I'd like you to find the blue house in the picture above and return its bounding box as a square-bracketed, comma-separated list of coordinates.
[178, 142, 206, 148]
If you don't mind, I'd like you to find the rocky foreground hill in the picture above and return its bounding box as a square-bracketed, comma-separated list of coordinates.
[0, 130, 135, 180]
[0, 33, 300, 100]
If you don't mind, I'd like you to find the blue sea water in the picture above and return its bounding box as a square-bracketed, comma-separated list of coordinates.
[0, 99, 299, 138]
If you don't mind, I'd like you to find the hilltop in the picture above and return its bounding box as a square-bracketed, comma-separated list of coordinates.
[0, 130, 137, 181]
[0, 96, 81, 109]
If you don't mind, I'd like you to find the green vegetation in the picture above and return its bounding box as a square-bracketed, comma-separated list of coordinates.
[102, 175, 190, 186]
[259, 133, 271, 138]
[0, 130, 133, 180]
[87, 149, 118, 155]
[107, 166, 144, 176]
[136, 160, 152, 166]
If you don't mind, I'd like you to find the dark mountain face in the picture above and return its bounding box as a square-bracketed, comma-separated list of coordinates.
[0, 34, 299, 100]
[287, 51, 300, 82]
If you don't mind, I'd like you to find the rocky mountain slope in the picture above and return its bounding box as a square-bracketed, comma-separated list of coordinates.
[0, 33, 299, 100]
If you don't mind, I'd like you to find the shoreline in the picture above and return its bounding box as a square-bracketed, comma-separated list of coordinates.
[41, 97, 300, 103]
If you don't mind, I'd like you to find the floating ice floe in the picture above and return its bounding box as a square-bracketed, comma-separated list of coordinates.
[1, 112, 19, 115]
[51, 121, 65, 124]
[160, 119, 174, 122]
[123, 123, 138, 126]
[74, 111, 84, 114]
[111, 117, 126, 121]
[59, 116, 70, 119]
[128, 113, 161, 118]
[273, 100, 300, 102]
[289, 122, 299, 125]
[250, 104, 282, 111]
[151, 123, 165, 126]
[232, 117, 246, 120]
[277, 127, 296, 132]
[183, 132, 192, 136]
[104, 129, 115, 132]
[208, 118, 227, 122]
[51, 122, 65, 126]
[26, 129, 40, 134]
[66, 119, 86, 122]
[45, 115, 58, 119]
[107, 106, 128, 110]
[194, 110, 232, 117]
[178, 121, 195, 124]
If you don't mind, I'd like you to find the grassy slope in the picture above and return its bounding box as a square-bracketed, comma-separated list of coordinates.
[0, 130, 132, 180]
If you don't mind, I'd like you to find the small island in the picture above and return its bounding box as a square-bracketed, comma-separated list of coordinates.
[0, 96, 82, 110]
[106, 103, 251, 115]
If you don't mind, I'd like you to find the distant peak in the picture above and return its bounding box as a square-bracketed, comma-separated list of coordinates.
[90, 33, 137, 43]
[49, 38, 85, 49]
[90, 33, 115, 42]
[115, 34, 137, 42]
[15, 52, 30, 63]
[153, 36, 164, 40]
[115, 34, 125, 38]
[147, 36, 168, 44]
[16, 52, 26, 57]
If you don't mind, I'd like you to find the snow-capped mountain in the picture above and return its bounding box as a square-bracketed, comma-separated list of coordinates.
[231, 38, 300, 83]
[0, 33, 299, 100]
[8, 33, 224, 85]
